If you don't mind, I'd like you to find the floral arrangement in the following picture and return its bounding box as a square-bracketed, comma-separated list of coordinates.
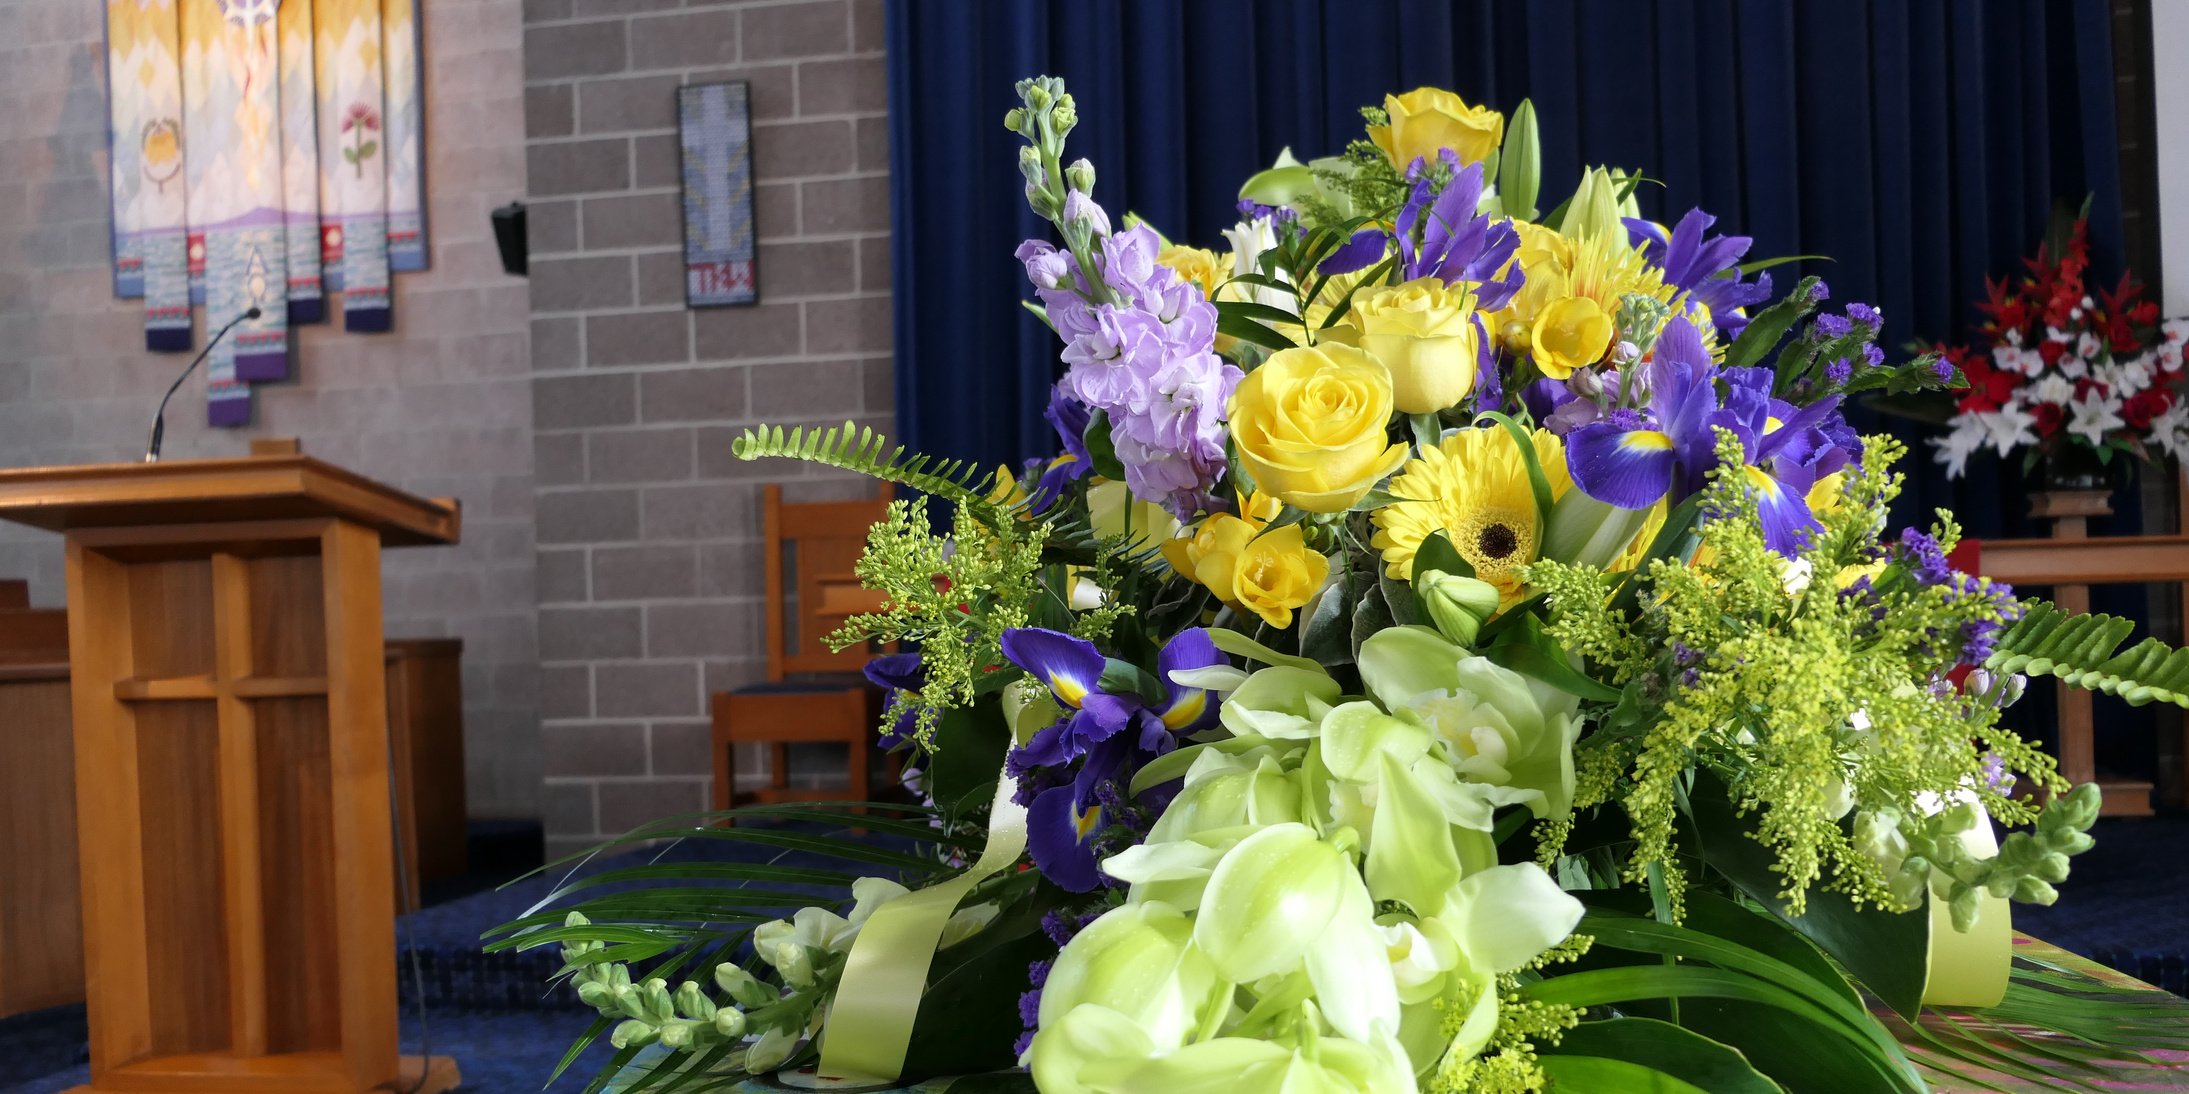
[1934, 215, 2189, 481]
[500, 79, 2189, 1094]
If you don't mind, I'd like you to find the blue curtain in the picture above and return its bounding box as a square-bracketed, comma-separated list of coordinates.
[885, 0, 2127, 538]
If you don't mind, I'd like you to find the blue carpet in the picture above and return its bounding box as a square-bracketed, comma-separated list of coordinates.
[2010, 813, 2189, 996]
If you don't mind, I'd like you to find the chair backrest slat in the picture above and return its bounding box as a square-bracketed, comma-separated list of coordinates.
[763, 483, 892, 679]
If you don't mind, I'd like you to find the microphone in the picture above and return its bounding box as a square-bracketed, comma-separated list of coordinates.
[144, 306, 261, 463]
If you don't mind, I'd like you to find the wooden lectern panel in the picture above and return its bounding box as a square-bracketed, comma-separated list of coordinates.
[0, 449, 460, 1094]
[65, 522, 403, 1092]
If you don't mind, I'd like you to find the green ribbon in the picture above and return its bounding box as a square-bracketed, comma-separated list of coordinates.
[1918, 808, 2012, 1009]
[816, 777, 1028, 1083]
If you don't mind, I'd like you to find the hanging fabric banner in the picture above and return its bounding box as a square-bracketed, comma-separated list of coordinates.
[280, 0, 325, 325]
[382, 0, 428, 273]
[182, 0, 290, 424]
[317, 0, 391, 331]
[107, 0, 193, 352]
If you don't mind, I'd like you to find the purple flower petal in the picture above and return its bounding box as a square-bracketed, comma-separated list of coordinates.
[1318, 229, 1388, 276]
[1001, 627, 1108, 709]
[1568, 418, 1678, 509]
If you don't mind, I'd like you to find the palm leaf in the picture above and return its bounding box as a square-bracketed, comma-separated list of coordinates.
[730, 421, 996, 505]
[1986, 599, 2189, 708]
[1545, 1018, 1781, 1092]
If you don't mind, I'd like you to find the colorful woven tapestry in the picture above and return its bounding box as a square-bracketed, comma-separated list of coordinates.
[104, 0, 192, 352]
[383, 0, 428, 274]
[102, 0, 427, 425]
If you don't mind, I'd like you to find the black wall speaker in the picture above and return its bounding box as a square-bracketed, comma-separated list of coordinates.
[491, 202, 528, 275]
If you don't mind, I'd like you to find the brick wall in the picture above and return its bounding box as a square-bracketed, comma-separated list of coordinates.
[522, 0, 892, 855]
[0, 0, 543, 817]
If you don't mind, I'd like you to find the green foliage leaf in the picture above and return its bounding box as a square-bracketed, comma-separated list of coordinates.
[1684, 775, 1931, 1018]
[731, 421, 993, 505]
[1410, 530, 1473, 582]
[1535, 1056, 1712, 1093]
[1724, 276, 1824, 370]
[1986, 599, 2189, 708]
[1546, 1019, 1780, 1094]
[927, 703, 1013, 818]
[1081, 409, 1129, 481]
[1474, 411, 1554, 528]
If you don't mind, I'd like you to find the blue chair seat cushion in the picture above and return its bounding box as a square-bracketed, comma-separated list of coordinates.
[729, 675, 871, 696]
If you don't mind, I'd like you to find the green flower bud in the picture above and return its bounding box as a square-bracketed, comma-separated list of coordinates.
[644, 977, 676, 1020]
[1052, 97, 1077, 134]
[575, 980, 613, 1012]
[1948, 886, 1983, 933]
[674, 981, 717, 1022]
[714, 963, 775, 1009]
[2012, 877, 2058, 905]
[1496, 99, 1540, 221]
[1542, 489, 1656, 572]
[1415, 569, 1501, 647]
[745, 1026, 798, 1074]
[1004, 107, 1027, 133]
[770, 942, 815, 989]
[1062, 158, 1095, 194]
[1025, 83, 1052, 110]
[613, 983, 649, 1022]
[659, 1019, 694, 1049]
[714, 1007, 747, 1039]
[610, 1020, 658, 1050]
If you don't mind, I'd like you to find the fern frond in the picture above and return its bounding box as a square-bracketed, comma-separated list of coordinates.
[730, 420, 993, 503]
[1986, 599, 2189, 708]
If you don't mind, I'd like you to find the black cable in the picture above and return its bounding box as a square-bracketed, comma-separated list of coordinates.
[387, 729, 434, 1094]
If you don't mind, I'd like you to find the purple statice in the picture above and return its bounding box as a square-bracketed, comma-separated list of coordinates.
[1826, 358, 1854, 385]
[1930, 356, 1955, 383]
[1811, 313, 1854, 340]
[1235, 197, 1299, 228]
[1897, 528, 1954, 586]
[1846, 302, 1882, 328]
[1806, 279, 1832, 303]
[1863, 343, 1886, 368]
[1947, 573, 2023, 665]
[1018, 209, 1241, 518]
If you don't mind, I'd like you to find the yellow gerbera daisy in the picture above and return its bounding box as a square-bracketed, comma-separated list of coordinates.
[1371, 426, 1573, 606]
[1564, 229, 1676, 318]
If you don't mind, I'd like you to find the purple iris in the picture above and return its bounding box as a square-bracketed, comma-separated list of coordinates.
[1566, 317, 1727, 507]
[1395, 159, 1523, 310]
[1626, 209, 1773, 338]
[864, 651, 925, 748]
[1565, 317, 1856, 553]
[1026, 391, 1094, 514]
[1001, 627, 1225, 891]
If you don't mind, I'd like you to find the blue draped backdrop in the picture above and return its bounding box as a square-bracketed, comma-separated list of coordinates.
[886, 0, 2131, 541]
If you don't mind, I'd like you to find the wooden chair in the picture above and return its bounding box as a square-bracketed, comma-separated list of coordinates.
[711, 483, 894, 810]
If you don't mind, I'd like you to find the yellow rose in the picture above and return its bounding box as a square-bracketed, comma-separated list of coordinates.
[1229, 344, 1411, 513]
[1346, 276, 1481, 414]
[1530, 295, 1615, 379]
[1367, 88, 1505, 169]
[1231, 524, 1330, 629]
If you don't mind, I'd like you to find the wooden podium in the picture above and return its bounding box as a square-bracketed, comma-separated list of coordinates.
[0, 441, 461, 1094]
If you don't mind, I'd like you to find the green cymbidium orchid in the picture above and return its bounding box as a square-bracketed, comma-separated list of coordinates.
[1357, 626, 1583, 819]
[1217, 664, 1343, 739]
[1038, 900, 1220, 1053]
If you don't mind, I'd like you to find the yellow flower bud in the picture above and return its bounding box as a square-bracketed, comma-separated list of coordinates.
[1530, 295, 1615, 379]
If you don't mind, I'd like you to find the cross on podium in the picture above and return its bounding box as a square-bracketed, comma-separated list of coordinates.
[1978, 478, 2189, 816]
